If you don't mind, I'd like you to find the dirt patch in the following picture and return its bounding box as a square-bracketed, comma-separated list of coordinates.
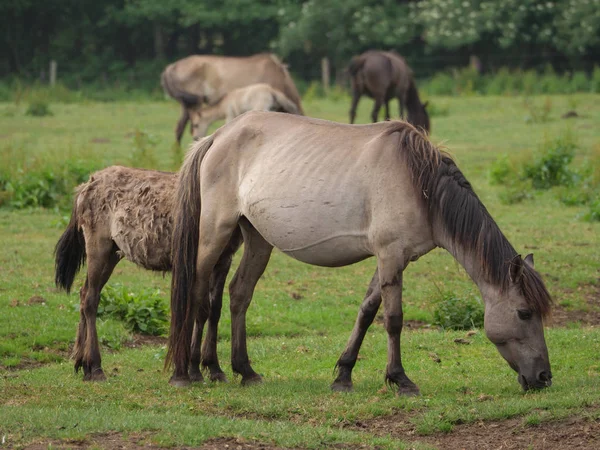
[551, 282, 600, 327]
[418, 415, 600, 449]
[347, 412, 600, 449]
[123, 334, 167, 349]
[22, 433, 297, 450]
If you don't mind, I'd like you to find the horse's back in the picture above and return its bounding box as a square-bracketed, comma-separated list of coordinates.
[203, 112, 434, 266]
[76, 166, 176, 271]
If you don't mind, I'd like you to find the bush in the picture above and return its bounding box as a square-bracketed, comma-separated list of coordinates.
[583, 197, 600, 222]
[99, 284, 169, 335]
[433, 292, 484, 330]
[25, 99, 52, 117]
[523, 133, 577, 189]
[523, 97, 553, 124]
[488, 153, 514, 185]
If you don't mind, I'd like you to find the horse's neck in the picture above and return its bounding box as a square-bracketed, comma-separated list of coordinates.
[405, 81, 420, 107]
[201, 101, 226, 122]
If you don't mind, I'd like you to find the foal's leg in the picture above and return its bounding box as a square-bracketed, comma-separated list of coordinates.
[201, 229, 244, 382]
[378, 253, 419, 395]
[349, 91, 361, 124]
[332, 268, 381, 392]
[229, 221, 273, 385]
[175, 104, 189, 145]
[78, 238, 120, 381]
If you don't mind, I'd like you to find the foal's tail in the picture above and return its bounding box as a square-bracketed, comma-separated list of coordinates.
[54, 203, 86, 293]
[165, 135, 215, 372]
[272, 89, 301, 115]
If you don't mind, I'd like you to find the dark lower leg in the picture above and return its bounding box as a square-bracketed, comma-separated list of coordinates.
[332, 269, 381, 392]
[189, 318, 206, 382]
[73, 281, 88, 373]
[349, 91, 360, 124]
[175, 106, 189, 144]
[384, 101, 390, 121]
[371, 98, 382, 123]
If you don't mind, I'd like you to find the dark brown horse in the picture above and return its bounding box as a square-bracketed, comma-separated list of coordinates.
[348, 50, 430, 133]
[54, 166, 241, 382]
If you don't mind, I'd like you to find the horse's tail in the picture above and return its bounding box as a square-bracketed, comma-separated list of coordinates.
[165, 134, 215, 372]
[271, 89, 301, 115]
[54, 201, 86, 293]
[268, 54, 304, 115]
[160, 65, 200, 108]
[348, 55, 366, 76]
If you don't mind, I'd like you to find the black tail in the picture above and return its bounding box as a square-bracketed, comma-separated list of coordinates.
[54, 205, 86, 293]
[160, 67, 200, 108]
[165, 135, 215, 372]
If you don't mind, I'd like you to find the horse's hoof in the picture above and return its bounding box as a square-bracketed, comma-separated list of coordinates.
[241, 374, 263, 386]
[331, 381, 353, 392]
[83, 370, 106, 382]
[210, 372, 228, 383]
[189, 372, 205, 383]
[169, 375, 192, 388]
[397, 385, 420, 397]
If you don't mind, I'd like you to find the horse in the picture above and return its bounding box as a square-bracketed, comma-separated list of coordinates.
[166, 111, 553, 395]
[54, 166, 241, 382]
[189, 83, 302, 139]
[348, 50, 430, 133]
[161, 53, 303, 144]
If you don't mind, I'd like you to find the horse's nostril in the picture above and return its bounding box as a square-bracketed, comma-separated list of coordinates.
[538, 370, 552, 382]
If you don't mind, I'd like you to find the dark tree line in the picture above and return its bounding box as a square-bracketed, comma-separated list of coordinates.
[2, 0, 599, 88]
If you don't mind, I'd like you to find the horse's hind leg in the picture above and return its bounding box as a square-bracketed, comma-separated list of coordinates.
[201, 228, 243, 382]
[332, 268, 381, 392]
[384, 101, 391, 121]
[78, 238, 120, 381]
[371, 96, 383, 123]
[175, 104, 189, 144]
[229, 220, 273, 385]
[349, 91, 361, 124]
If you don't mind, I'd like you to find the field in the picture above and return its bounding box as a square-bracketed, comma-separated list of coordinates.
[1, 93, 599, 449]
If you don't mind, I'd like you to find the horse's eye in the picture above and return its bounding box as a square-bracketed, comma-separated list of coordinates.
[517, 309, 532, 320]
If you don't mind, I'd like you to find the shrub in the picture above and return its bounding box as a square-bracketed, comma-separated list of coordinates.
[591, 66, 600, 93]
[583, 197, 600, 222]
[424, 72, 455, 96]
[26, 99, 52, 117]
[523, 97, 553, 124]
[498, 179, 534, 205]
[523, 133, 577, 189]
[99, 284, 169, 335]
[433, 292, 484, 330]
[488, 153, 515, 185]
[130, 129, 159, 169]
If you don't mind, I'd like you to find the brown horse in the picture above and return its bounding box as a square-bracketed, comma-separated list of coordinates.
[167, 111, 553, 395]
[348, 50, 430, 133]
[161, 53, 304, 144]
[54, 166, 241, 382]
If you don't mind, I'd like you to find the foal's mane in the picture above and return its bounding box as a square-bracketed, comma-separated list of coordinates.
[386, 122, 552, 317]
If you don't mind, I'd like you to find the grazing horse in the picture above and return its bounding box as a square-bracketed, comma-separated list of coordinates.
[189, 83, 302, 139]
[54, 166, 241, 382]
[348, 50, 430, 133]
[161, 53, 303, 144]
[166, 111, 553, 394]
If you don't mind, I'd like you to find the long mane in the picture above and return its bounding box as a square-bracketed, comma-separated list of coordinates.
[386, 122, 552, 317]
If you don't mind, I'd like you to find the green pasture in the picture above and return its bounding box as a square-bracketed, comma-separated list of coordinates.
[0, 94, 599, 448]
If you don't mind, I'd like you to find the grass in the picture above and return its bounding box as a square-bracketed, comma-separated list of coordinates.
[0, 93, 599, 448]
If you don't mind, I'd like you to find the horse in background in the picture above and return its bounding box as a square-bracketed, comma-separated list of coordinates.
[54, 166, 241, 382]
[161, 53, 303, 144]
[348, 50, 430, 133]
[189, 83, 302, 139]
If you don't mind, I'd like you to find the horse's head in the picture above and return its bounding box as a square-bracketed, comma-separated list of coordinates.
[408, 100, 430, 134]
[482, 254, 552, 391]
[189, 106, 210, 140]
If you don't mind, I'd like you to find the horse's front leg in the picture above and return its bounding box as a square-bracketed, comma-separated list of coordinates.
[378, 255, 419, 396]
[175, 104, 189, 145]
[384, 101, 391, 121]
[332, 268, 381, 392]
[371, 97, 383, 123]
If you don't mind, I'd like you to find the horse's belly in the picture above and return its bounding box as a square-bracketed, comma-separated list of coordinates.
[243, 199, 372, 267]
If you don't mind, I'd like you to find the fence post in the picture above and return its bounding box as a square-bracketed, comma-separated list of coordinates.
[49, 60, 57, 86]
[321, 57, 330, 95]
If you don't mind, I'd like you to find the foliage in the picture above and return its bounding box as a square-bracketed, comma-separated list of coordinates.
[523, 97, 553, 124]
[98, 283, 169, 335]
[523, 133, 577, 189]
[25, 100, 52, 117]
[433, 291, 484, 330]
[130, 129, 159, 169]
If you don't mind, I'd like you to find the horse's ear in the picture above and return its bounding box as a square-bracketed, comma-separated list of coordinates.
[524, 253, 534, 268]
[509, 254, 524, 283]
